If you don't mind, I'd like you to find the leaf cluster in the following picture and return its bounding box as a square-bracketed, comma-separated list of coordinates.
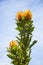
[7, 19, 37, 65]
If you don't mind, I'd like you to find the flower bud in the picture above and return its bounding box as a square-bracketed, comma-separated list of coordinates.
[24, 10, 32, 20]
[16, 11, 23, 21]
[9, 40, 18, 47]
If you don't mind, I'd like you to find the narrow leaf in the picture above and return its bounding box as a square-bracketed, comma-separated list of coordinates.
[16, 36, 21, 41]
[30, 40, 37, 48]
[7, 54, 14, 59]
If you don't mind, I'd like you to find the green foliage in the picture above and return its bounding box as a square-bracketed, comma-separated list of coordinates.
[7, 18, 37, 65]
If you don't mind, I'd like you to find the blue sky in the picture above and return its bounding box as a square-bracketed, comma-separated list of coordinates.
[0, 0, 43, 65]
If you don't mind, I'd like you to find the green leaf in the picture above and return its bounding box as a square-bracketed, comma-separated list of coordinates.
[16, 40, 20, 44]
[29, 36, 32, 42]
[30, 26, 35, 32]
[11, 60, 15, 64]
[26, 20, 33, 24]
[11, 60, 16, 64]
[16, 22, 24, 27]
[10, 46, 18, 55]
[16, 26, 23, 32]
[30, 40, 37, 48]
[7, 54, 14, 59]
[16, 36, 21, 41]
[16, 22, 21, 26]
[11, 46, 18, 51]
[7, 48, 11, 52]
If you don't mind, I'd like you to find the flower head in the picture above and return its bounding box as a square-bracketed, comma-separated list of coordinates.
[16, 10, 32, 21]
[16, 11, 23, 21]
[9, 40, 18, 47]
[24, 10, 32, 20]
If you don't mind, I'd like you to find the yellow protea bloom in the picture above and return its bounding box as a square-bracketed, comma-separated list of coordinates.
[24, 10, 32, 20]
[16, 11, 23, 20]
[9, 40, 18, 47]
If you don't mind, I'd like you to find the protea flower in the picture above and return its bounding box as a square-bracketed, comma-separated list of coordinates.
[24, 10, 32, 20]
[16, 11, 23, 21]
[9, 40, 18, 47]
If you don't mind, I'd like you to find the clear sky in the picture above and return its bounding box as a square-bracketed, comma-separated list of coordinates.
[0, 0, 43, 65]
